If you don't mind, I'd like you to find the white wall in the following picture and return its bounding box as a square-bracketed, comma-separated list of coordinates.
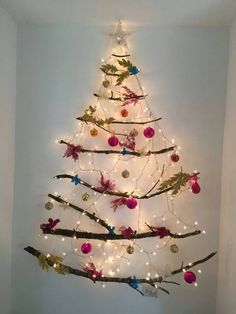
[216, 18, 236, 314]
[11, 25, 228, 314]
[0, 6, 17, 314]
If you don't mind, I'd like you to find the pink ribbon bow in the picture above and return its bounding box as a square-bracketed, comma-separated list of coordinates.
[83, 263, 102, 283]
[119, 226, 136, 239]
[120, 135, 136, 151]
[151, 226, 170, 239]
[63, 143, 82, 162]
[122, 86, 140, 106]
[111, 197, 127, 211]
[40, 218, 60, 234]
[97, 172, 116, 192]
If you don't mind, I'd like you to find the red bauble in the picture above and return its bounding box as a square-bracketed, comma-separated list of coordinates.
[81, 242, 92, 254]
[143, 127, 155, 138]
[184, 271, 196, 284]
[191, 182, 201, 194]
[126, 198, 137, 209]
[120, 109, 128, 117]
[171, 153, 180, 162]
[108, 135, 119, 147]
[189, 175, 201, 194]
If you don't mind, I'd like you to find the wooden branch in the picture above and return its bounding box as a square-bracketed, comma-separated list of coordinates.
[48, 193, 110, 231]
[59, 140, 175, 158]
[42, 228, 202, 241]
[112, 54, 131, 57]
[76, 117, 162, 125]
[111, 118, 162, 125]
[24, 246, 217, 293]
[101, 70, 132, 77]
[54, 173, 173, 199]
[93, 92, 147, 102]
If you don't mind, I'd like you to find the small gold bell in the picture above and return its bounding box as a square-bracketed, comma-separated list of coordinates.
[127, 245, 134, 254]
[122, 169, 130, 179]
[45, 201, 53, 210]
[82, 193, 90, 202]
[170, 244, 179, 253]
[130, 128, 139, 137]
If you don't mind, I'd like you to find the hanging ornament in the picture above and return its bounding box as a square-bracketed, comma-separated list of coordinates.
[90, 128, 98, 137]
[189, 174, 201, 194]
[82, 193, 90, 202]
[81, 242, 92, 254]
[45, 201, 53, 210]
[122, 169, 130, 178]
[170, 244, 179, 253]
[126, 198, 137, 209]
[102, 80, 110, 88]
[120, 108, 128, 117]
[143, 127, 155, 138]
[184, 271, 196, 284]
[130, 128, 139, 137]
[170, 153, 180, 163]
[127, 245, 135, 254]
[108, 135, 119, 147]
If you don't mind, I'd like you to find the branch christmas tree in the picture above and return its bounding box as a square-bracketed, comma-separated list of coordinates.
[25, 21, 216, 297]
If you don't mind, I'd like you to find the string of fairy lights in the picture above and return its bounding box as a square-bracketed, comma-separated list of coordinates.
[40, 21, 207, 290]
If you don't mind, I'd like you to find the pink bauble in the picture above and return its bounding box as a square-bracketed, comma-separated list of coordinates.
[191, 182, 201, 194]
[126, 198, 137, 209]
[81, 242, 92, 254]
[108, 135, 119, 147]
[143, 127, 155, 138]
[184, 271, 196, 284]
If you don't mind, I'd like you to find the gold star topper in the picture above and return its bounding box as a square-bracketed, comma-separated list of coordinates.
[109, 20, 130, 46]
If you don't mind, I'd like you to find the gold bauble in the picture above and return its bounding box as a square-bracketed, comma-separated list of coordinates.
[90, 128, 98, 137]
[45, 201, 53, 210]
[102, 80, 110, 88]
[170, 244, 179, 253]
[127, 245, 134, 254]
[122, 169, 130, 179]
[82, 193, 90, 202]
[130, 128, 139, 137]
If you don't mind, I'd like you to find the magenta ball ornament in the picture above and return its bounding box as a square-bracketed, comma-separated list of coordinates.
[143, 127, 155, 138]
[184, 271, 196, 284]
[191, 182, 201, 194]
[108, 135, 119, 147]
[81, 242, 92, 254]
[126, 198, 137, 209]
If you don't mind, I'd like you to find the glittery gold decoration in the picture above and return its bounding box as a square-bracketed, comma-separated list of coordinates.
[38, 253, 49, 271]
[82, 193, 90, 201]
[127, 245, 134, 254]
[90, 128, 98, 137]
[45, 201, 53, 210]
[170, 244, 179, 253]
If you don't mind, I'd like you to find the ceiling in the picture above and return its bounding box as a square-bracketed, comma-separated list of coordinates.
[0, 0, 236, 26]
